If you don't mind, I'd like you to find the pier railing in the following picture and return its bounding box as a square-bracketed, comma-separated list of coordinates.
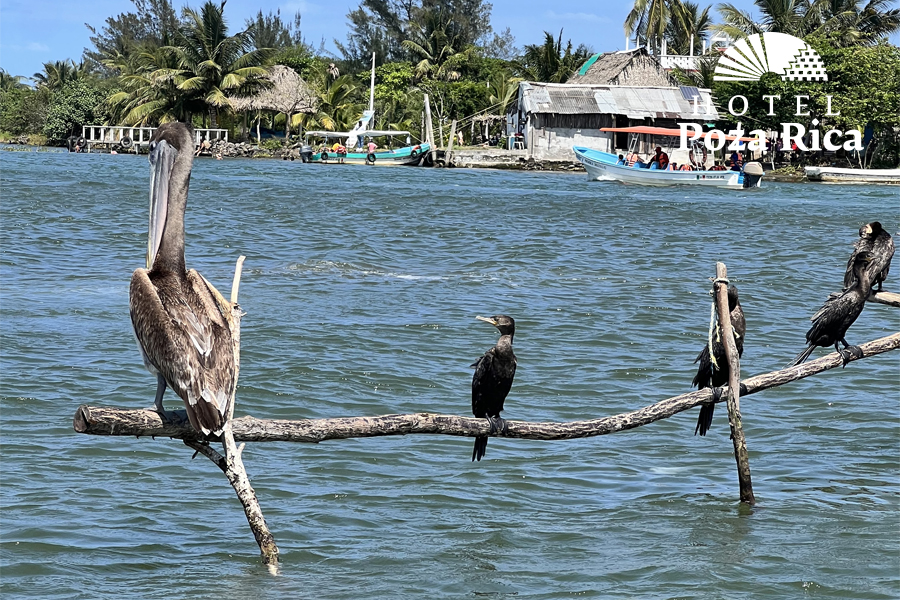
[81, 125, 228, 151]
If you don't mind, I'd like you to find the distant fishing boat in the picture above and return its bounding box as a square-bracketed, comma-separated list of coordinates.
[574, 126, 764, 189]
[804, 166, 900, 184]
[303, 53, 428, 166]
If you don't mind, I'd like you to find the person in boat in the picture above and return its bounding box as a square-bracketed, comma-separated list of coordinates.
[616, 154, 625, 165]
[367, 139, 377, 155]
[653, 147, 670, 170]
[679, 162, 693, 171]
[729, 149, 743, 170]
[625, 152, 645, 168]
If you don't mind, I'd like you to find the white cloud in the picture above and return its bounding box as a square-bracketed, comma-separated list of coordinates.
[545, 11, 611, 24]
[26, 42, 50, 52]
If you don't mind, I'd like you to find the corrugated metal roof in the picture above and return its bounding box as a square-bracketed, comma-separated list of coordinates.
[518, 82, 719, 120]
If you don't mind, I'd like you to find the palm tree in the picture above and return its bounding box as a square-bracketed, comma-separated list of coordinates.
[518, 30, 590, 83]
[168, 0, 272, 127]
[105, 44, 196, 125]
[715, 0, 899, 44]
[0, 69, 28, 91]
[303, 74, 363, 132]
[667, 1, 713, 54]
[488, 74, 524, 113]
[402, 9, 473, 81]
[33, 60, 87, 92]
[626, 0, 673, 53]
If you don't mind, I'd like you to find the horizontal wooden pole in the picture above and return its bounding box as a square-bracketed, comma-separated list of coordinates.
[870, 290, 900, 307]
[73, 332, 900, 444]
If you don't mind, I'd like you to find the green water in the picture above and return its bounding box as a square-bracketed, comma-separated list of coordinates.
[1, 149, 898, 598]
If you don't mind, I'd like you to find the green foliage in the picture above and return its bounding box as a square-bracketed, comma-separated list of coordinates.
[0, 87, 49, 135]
[517, 30, 591, 83]
[84, 0, 180, 75]
[43, 79, 109, 142]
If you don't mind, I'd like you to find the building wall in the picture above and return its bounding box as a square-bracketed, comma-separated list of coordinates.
[527, 126, 613, 160]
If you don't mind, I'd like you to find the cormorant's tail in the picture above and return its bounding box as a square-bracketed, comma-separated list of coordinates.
[788, 344, 816, 367]
[695, 403, 714, 436]
[472, 436, 488, 462]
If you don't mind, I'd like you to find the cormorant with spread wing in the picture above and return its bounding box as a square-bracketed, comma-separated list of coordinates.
[692, 284, 745, 436]
[789, 251, 874, 367]
[130, 122, 235, 436]
[471, 315, 517, 461]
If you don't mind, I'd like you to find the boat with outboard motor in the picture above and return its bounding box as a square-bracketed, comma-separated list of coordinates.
[302, 53, 428, 166]
[574, 126, 764, 189]
[804, 166, 900, 184]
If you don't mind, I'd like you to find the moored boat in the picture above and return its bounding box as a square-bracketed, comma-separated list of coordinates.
[804, 166, 900, 184]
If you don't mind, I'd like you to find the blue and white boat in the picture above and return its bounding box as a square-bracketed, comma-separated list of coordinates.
[573, 126, 763, 189]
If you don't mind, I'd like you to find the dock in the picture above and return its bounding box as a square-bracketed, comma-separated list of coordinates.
[79, 125, 228, 152]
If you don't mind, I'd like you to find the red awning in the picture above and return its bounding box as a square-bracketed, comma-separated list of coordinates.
[600, 126, 759, 143]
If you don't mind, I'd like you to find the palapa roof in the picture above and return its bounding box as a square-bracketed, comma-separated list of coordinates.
[516, 82, 719, 120]
[228, 65, 318, 115]
[568, 48, 674, 87]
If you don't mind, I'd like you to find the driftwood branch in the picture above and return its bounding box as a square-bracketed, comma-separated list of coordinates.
[74, 332, 900, 443]
[714, 263, 754, 505]
[870, 290, 900, 307]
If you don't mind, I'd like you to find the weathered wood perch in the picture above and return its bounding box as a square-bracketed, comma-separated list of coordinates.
[75, 331, 900, 443]
[75, 255, 898, 567]
[713, 263, 755, 505]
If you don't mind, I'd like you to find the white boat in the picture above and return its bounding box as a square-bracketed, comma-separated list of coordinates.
[302, 53, 426, 166]
[804, 166, 900, 184]
[573, 126, 763, 189]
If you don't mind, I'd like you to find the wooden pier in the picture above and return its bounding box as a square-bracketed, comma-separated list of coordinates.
[80, 125, 228, 152]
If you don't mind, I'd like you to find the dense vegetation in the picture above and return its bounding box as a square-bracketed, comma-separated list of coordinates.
[0, 0, 897, 164]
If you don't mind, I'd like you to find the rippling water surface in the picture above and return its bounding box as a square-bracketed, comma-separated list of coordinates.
[2, 149, 898, 599]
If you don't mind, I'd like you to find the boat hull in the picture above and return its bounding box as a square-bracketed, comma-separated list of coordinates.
[573, 146, 761, 189]
[805, 166, 900, 184]
[310, 144, 430, 166]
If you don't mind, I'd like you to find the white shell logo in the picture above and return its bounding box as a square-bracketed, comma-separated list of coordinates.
[713, 32, 828, 82]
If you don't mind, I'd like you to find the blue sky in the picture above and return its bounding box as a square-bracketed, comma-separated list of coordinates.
[1, 0, 896, 80]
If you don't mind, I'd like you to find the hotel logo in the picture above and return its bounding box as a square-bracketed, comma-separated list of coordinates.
[713, 32, 828, 82]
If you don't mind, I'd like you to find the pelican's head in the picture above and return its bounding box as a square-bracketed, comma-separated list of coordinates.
[146, 122, 194, 269]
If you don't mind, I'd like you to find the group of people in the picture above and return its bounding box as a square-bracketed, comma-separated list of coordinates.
[616, 146, 750, 172]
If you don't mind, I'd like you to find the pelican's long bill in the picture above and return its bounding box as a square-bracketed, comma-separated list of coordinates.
[147, 139, 177, 269]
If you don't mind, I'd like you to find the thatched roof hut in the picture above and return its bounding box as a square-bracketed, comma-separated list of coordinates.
[567, 48, 675, 88]
[228, 65, 318, 135]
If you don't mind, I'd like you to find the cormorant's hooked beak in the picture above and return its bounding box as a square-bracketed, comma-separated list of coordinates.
[147, 139, 178, 268]
[476, 315, 498, 326]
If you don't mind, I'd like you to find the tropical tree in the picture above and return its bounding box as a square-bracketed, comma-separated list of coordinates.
[33, 60, 88, 92]
[625, 0, 673, 53]
[105, 44, 196, 125]
[168, 0, 272, 127]
[0, 69, 28, 91]
[302, 74, 363, 132]
[517, 30, 591, 83]
[402, 9, 475, 81]
[666, 0, 713, 54]
[246, 8, 305, 51]
[715, 0, 900, 45]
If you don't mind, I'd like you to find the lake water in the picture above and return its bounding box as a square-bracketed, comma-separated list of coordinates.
[1, 148, 898, 599]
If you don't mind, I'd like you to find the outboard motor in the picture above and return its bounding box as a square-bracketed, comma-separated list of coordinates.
[742, 162, 764, 188]
[300, 144, 313, 163]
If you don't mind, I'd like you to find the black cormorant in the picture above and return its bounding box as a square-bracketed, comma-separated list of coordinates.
[843, 222, 893, 292]
[790, 251, 875, 367]
[471, 315, 517, 461]
[130, 122, 235, 436]
[692, 284, 745, 436]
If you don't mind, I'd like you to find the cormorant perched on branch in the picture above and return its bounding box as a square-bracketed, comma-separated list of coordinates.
[471, 315, 517, 462]
[789, 251, 875, 367]
[692, 285, 745, 436]
[843, 222, 894, 292]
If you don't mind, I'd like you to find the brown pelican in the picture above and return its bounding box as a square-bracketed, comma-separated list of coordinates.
[130, 122, 234, 437]
[692, 284, 746, 436]
[471, 315, 517, 461]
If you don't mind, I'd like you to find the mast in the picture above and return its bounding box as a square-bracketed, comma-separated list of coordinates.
[369, 52, 375, 113]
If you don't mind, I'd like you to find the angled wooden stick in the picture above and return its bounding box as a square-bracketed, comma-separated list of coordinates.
[714, 262, 754, 505]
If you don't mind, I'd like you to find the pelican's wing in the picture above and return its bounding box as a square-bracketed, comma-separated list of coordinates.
[129, 269, 234, 436]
